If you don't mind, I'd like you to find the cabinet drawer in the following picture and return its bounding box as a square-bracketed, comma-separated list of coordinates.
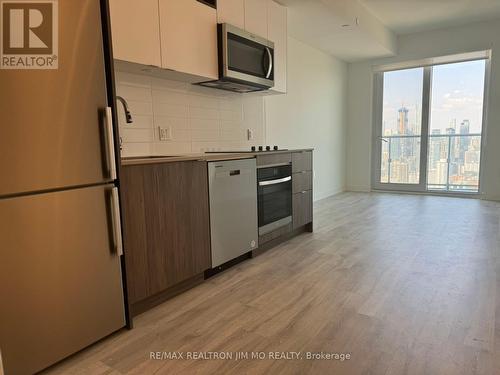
[256, 152, 291, 167]
[259, 223, 292, 245]
[292, 171, 312, 193]
[292, 151, 312, 172]
[293, 190, 312, 229]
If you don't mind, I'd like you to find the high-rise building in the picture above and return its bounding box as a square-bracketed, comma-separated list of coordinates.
[398, 107, 409, 135]
[446, 127, 456, 135]
[460, 120, 470, 134]
[449, 119, 457, 132]
[459, 120, 471, 163]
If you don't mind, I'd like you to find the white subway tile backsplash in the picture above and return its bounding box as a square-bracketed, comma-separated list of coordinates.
[117, 85, 151, 102]
[151, 77, 188, 91]
[155, 116, 189, 130]
[152, 89, 188, 105]
[116, 72, 151, 88]
[120, 128, 155, 143]
[191, 128, 220, 141]
[121, 142, 152, 157]
[189, 94, 219, 109]
[153, 141, 191, 154]
[153, 102, 188, 118]
[190, 118, 219, 130]
[127, 101, 154, 116]
[118, 114, 153, 129]
[189, 106, 219, 120]
[220, 109, 242, 122]
[115, 71, 265, 156]
[171, 129, 191, 142]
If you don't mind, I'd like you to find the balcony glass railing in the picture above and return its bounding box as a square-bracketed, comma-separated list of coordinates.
[427, 134, 481, 192]
[380, 134, 482, 193]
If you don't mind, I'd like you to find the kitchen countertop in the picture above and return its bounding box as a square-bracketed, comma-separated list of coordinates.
[121, 149, 314, 166]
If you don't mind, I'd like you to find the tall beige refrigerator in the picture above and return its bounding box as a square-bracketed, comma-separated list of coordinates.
[0, 1, 126, 374]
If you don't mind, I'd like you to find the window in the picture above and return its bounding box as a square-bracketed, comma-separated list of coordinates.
[373, 57, 488, 194]
[427, 60, 485, 192]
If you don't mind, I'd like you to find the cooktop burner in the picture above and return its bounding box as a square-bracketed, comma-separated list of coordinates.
[206, 146, 286, 153]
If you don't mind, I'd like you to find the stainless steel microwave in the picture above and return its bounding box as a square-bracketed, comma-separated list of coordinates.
[198, 23, 275, 93]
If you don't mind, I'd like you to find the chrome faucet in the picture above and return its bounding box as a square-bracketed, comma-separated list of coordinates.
[116, 95, 133, 123]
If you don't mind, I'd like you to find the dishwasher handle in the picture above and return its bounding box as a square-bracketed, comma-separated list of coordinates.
[258, 176, 291, 186]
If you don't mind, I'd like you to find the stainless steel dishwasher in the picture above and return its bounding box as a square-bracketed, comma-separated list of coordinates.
[208, 158, 258, 268]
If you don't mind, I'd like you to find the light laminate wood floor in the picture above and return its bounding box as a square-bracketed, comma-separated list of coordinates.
[45, 192, 500, 375]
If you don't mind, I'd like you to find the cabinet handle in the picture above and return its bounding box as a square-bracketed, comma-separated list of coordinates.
[110, 187, 123, 256]
[301, 190, 308, 194]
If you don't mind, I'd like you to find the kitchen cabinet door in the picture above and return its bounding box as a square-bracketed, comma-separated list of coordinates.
[268, 0, 287, 93]
[109, 0, 161, 67]
[159, 0, 218, 80]
[293, 190, 313, 230]
[120, 162, 211, 306]
[244, 0, 268, 38]
[218, 0, 245, 29]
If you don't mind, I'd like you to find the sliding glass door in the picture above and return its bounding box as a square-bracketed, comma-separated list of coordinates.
[427, 60, 485, 192]
[372, 59, 487, 194]
[372, 67, 430, 192]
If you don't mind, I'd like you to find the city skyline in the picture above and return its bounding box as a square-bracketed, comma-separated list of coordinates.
[382, 60, 485, 135]
[380, 60, 485, 191]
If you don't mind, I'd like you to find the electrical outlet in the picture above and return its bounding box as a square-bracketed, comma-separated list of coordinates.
[158, 127, 172, 141]
[247, 128, 253, 140]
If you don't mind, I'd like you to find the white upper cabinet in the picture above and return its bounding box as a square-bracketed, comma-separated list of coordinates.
[268, 0, 287, 93]
[217, 0, 245, 29]
[109, 0, 161, 67]
[158, 0, 218, 80]
[110, 0, 286, 92]
[244, 0, 268, 38]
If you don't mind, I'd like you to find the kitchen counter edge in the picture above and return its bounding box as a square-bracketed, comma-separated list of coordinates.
[121, 149, 314, 166]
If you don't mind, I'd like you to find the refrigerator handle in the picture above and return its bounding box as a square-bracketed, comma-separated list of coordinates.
[105, 107, 117, 180]
[110, 187, 124, 256]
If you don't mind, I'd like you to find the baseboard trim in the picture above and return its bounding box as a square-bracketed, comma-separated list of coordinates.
[346, 185, 371, 192]
[314, 188, 344, 202]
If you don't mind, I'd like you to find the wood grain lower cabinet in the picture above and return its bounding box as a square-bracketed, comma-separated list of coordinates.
[120, 161, 211, 308]
[292, 151, 313, 173]
[293, 190, 313, 229]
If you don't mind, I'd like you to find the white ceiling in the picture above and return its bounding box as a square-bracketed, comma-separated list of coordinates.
[279, 0, 500, 62]
[280, 0, 398, 62]
[360, 0, 500, 35]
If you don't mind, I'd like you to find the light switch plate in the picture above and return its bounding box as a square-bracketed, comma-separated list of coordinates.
[158, 127, 172, 141]
[247, 128, 253, 140]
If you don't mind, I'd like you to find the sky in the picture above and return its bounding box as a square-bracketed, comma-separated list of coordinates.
[382, 60, 486, 134]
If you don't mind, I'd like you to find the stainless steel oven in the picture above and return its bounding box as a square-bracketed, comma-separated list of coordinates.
[198, 23, 275, 93]
[257, 164, 292, 235]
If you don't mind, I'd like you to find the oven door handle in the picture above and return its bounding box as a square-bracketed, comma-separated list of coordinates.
[259, 176, 291, 186]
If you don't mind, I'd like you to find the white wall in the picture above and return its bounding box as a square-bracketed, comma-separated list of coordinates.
[265, 37, 348, 201]
[346, 19, 500, 201]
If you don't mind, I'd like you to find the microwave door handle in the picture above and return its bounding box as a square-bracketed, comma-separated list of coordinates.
[265, 47, 273, 79]
[259, 176, 291, 186]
